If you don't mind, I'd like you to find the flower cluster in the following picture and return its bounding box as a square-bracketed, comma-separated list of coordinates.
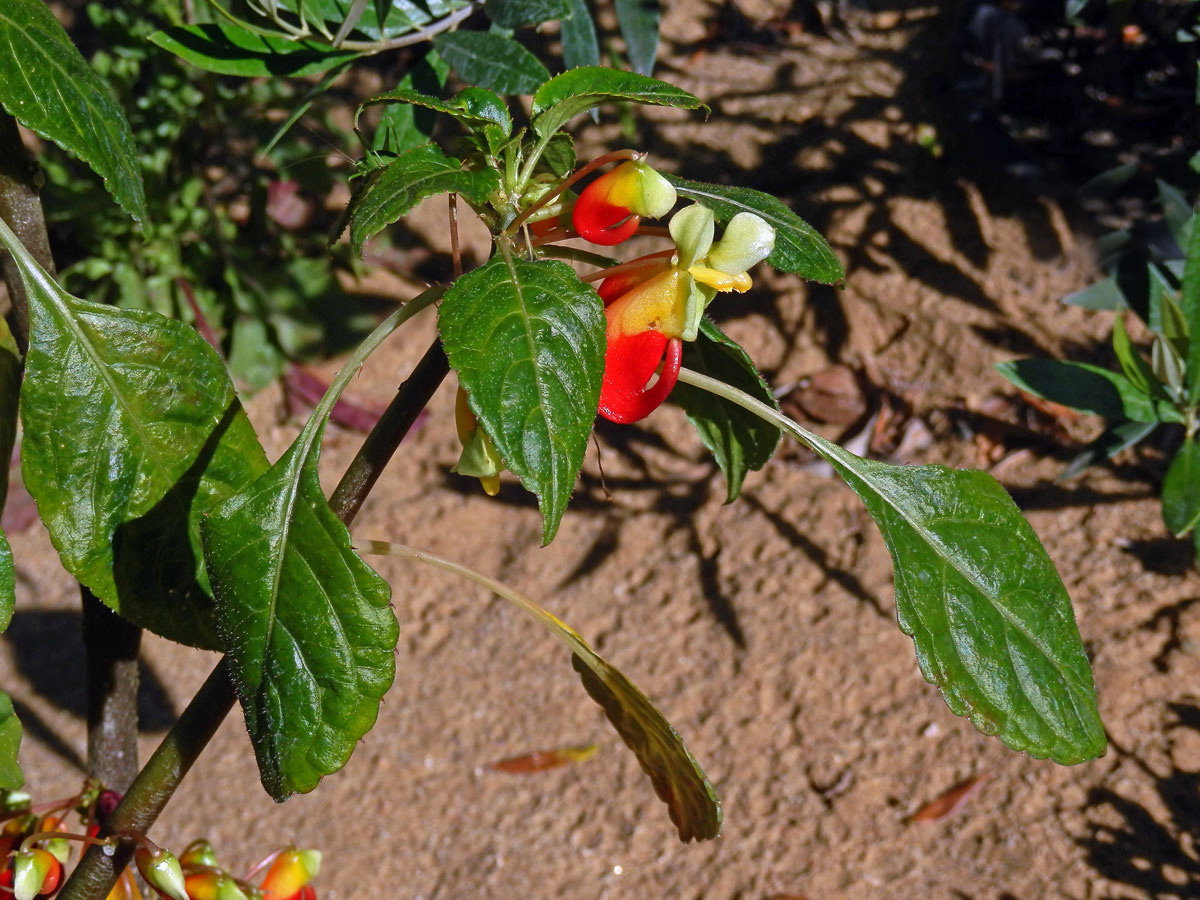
[0, 789, 320, 900]
[453, 154, 775, 491]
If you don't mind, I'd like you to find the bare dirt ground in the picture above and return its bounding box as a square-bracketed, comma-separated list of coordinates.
[6, 2, 1200, 899]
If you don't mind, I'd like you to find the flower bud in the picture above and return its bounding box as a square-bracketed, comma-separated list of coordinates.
[185, 871, 249, 900]
[260, 848, 320, 900]
[13, 848, 61, 900]
[180, 839, 219, 869]
[135, 846, 189, 900]
[572, 161, 677, 245]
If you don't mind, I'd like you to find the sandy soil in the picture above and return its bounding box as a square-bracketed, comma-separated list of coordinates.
[6, 3, 1200, 899]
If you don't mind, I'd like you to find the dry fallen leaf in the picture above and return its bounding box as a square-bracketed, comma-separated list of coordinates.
[907, 773, 990, 823]
[488, 745, 598, 774]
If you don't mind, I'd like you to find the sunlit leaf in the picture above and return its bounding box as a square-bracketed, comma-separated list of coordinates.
[0, 529, 12, 636]
[439, 256, 605, 544]
[678, 368, 1107, 765]
[0, 691, 21, 791]
[1163, 437, 1200, 537]
[0, 0, 147, 222]
[666, 177, 844, 285]
[531, 67, 705, 137]
[202, 293, 438, 799]
[357, 538, 722, 841]
[0, 217, 268, 649]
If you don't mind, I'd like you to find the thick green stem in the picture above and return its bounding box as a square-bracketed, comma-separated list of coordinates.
[83, 590, 143, 793]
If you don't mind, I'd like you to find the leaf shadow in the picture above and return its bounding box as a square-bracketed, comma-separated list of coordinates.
[4, 609, 175, 732]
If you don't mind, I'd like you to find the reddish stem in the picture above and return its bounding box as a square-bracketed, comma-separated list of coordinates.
[580, 250, 675, 283]
[506, 149, 641, 236]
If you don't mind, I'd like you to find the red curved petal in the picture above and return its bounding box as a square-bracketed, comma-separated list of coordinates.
[598, 331, 681, 424]
[573, 172, 640, 245]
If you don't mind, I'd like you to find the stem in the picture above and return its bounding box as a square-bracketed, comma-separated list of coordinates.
[59, 288, 444, 900]
[579, 249, 675, 283]
[0, 110, 53, 352]
[82, 590, 143, 793]
[19, 833, 114, 854]
[506, 149, 641, 236]
[328, 338, 450, 523]
[57, 662, 236, 900]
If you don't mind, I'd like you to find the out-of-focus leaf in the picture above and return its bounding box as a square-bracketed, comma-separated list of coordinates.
[484, 0, 569, 27]
[907, 774, 989, 823]
[433, 30, 550, 94]
[1060, 420, 1156, 480]
[1061, 277, 1126, 311]
[0, 217, 268, 649]
[1110, 316, 1155, 395]
[201, 293, 438, 800]
[1163, 437, 1200, 537]
[488, 744, 597, 772]
[678, 367, 1108, 765]
[1183, 211, 1200, 404]
[348, 143, 500, 255]
[614, 0, 660, 75]
[561, 0, 600, 69]
[996, 358, 1178, 425]
[357, 538, 723, 842]
[0, 0, 147, 222]
[666, 176, 844, 285]
[531, 67, 705, 137]
[149, 24, 364, 76]
[0, 691, 21, 791]
[671, 319, 780, 502]
[439, 256, 605, 545]
[1157, 179, 1192, 251]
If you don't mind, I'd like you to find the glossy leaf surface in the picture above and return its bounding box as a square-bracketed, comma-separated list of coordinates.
[0, 0, 147, 222]
[531, 67, 704, 137]
[439, 256, 605, 544]
[677, 368, 1108, 765]
[370, 51, 450, 156]
[357, 538, 722, 841]
[667, 177, 843, 285]
[201, 296, 437, 799]
[1163, 437, 1200, 537]
[432, 31, 550, 94]
[358, 86, 512, 135]
[348, 143, 500, 255]
[671, 319, 780, 501]
[149, 25, 364, 76]
[0, 218, 268, 649]
[484, 0, 568, 27]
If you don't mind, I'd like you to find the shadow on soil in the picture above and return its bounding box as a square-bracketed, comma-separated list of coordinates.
[1078, 702, 1200, 898]
[4, 610, 176, 732]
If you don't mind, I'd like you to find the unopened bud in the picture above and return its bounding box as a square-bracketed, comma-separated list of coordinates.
[180, 839, 220, 869]
[13, 849, 60, 900]
[260, 848, 321, 899]
[135, 846, 189, 900]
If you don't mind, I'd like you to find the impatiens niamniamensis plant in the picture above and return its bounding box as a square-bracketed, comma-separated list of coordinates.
[0, 4, 1107, 899]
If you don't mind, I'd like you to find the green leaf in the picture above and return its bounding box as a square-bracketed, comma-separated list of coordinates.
[1157, 178, 1193, 250]
[1163, 437, 1200, 537]
[432, 31, 550, 95]
[677, 367, 1108, 765]
[666, 176, 844, 285]
[1062, 277, 1127, 311]
[0, 691, 22, 791]
[484, 0, 569, 27]
[614, 0, 660, 75]
[0, 0, 147, 223]
[0, 529, 12, 637]
[357, 538, 721, 841]
[539, 133, 575, 177]
[348, 143, 501, 255]
[370, 50, 450, 156]
[0, 217, 269, 649]
[201, 292, 438, 800]
[670, 319, 781, 502]
[358, 85, 512, 136]
[531, 67, 706, 138]
[1060, 420, 1156, 480]
[0, 318, 18, 513]
[439, 256, 605, 544]
[996, 358, 1178, 425]
[1110, 315, 1155, 395]
[149, 24, 364, 76]
[1183, 211, 1200, 403]
[271, 0, 471, 41]
[561, 0, 600, 69]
